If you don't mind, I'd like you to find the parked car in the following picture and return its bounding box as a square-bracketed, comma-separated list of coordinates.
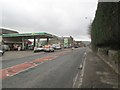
[0, 45, 5, 55]
[0, 49, 4, 56]
[2, 45, 10, 51]
[52, 44, 61, 50]
[34, 46, 44, 53]
[55, 44, 61, 50]
[43, 45, 54, 52]
[74, 44, 79, 48]
[28, 45, 34, 50]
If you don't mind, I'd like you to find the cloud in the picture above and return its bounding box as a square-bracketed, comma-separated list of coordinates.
[1, 0, 98, 41]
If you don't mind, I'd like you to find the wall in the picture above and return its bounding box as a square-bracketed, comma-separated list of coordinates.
[97, 48, 120, 74]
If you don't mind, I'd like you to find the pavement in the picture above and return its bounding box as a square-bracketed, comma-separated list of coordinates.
[80, 48, 119, 88]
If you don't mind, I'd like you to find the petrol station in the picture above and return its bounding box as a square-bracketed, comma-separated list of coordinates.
[2, 32, 53, 50]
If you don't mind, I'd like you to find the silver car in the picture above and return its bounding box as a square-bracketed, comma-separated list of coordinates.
[34, 46, 44, 53]
[43, 45, 54, 52]
[0, 49, 4, 55]
[2, 45, 10, 51]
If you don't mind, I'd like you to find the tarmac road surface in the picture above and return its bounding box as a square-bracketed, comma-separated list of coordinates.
[2, 48, 86, 88]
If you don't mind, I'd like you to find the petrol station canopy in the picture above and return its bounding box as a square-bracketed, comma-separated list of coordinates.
[1, 32, 54, 39]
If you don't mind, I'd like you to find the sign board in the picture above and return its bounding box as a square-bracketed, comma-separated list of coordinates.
[0, 36, 2, 45]
[64, 38, 68, 48]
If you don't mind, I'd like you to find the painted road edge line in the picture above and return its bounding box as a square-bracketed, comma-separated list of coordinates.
[9, 63, 38, 77]
[72, 52, 87, 88]
[78, 52, 87, 88]
[9, 61, 44, 77]
[72, 73, 79, 88]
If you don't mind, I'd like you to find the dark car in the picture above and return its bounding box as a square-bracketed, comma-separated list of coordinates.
[74, 44, 79, 48]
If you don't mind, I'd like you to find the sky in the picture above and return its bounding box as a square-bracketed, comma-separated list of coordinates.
[1, 0, 98, 41]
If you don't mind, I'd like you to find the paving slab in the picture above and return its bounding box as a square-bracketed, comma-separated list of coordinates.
[81, 48, 119, 88]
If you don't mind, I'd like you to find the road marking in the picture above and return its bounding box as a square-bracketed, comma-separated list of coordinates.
[0, 51, 71, 79]
[72, 52, 87, 88]
[32, 56, 55, 63]
[9, 63, 38, 77]
[0, 62, 37, 79]
[72, 73, 79, 88]
[78, 53, 87, 88]
[78, 64, 83, 69]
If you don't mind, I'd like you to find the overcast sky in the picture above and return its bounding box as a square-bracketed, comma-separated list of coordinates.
[1, 0, 98, 41]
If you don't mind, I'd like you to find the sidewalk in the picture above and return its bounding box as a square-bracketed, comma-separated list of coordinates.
[81, 48, 119, 88]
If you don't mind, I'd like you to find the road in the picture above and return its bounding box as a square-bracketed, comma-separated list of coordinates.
[2, 48, 86, 88]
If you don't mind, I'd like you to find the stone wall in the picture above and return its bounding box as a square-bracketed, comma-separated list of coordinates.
[97, 48, 120, 74]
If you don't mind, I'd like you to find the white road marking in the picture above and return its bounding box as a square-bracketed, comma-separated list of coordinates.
[9, 63, 38, 77]
[78, 52, 87, 88]
[1, 50, 73, 79]
[79, 64, 83, 69]
[1, 62, 29, 71]
[72, 52, 87, 88]
[72, 73, 79, 88]
[9, 62, 45, 77]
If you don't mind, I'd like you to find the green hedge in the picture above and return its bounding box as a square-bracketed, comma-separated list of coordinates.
[91, 2, 119, 50]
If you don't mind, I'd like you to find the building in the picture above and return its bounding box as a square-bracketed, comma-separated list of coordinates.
[63, 36, 74, 48]
[0, 28, 18, 34]
[0, 28, 19, 45]
[48, 36, 74, 48]
[1, 28, 74, 50]
[49, 35, 60, 45]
